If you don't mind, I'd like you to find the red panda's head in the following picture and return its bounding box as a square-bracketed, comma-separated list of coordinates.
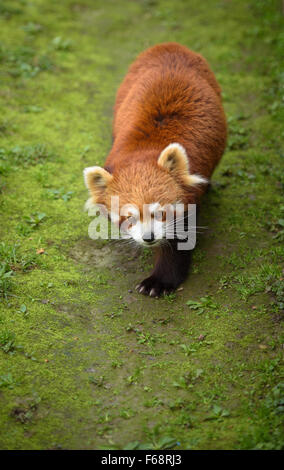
[84, 143, 206, 246]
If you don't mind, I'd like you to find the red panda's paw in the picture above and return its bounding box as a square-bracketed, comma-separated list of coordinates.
[136, 276, 176, 298]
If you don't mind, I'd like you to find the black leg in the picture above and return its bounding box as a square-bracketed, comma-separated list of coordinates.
[136, 239, 192, 297]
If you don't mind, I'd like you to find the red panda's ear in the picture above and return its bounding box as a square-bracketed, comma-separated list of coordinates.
[157, 143, 207, 187]
[158, 143, 189, 173]
[83, 166, 113, 201]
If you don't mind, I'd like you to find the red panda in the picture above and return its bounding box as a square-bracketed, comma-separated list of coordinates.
[84, 42, 227, 297]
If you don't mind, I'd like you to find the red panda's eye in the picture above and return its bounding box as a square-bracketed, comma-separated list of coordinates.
[127, 216, 137, 225]
[155, 210, 167, 222]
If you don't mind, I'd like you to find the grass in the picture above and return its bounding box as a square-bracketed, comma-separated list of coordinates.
[0, 330, 18, 354]
[0, 0, 283, 450]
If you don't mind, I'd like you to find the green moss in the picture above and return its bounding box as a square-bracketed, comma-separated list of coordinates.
[0, 0, 283, 450]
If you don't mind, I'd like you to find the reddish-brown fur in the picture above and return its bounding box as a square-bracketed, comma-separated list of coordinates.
[106, 42, 227, 195]
[86, 42, 227, 296]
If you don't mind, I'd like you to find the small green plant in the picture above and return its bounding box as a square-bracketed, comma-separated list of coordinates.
[164, 292, 176, 302]
[227, 114, 250, 150]
[141, 425, 178, 450]
[111, 360, 123, 368]
[89, 375, 105, 387]
[206, 404, 230, 420]
[143, 396, 164, 408]
[18, 304, 28, 318]
[11, 144, 54, 166]
[125, 367, 143, 386]
[186, 295, 217, 314]
[103, 429, 178, 450]
[16, 212, 46, 236]
[0, 372, 17, 389]
[22, 22, 43, 35]
[0, 242, 17, 265]
[0, 242, 38, 272]
[270, 217, 284, 242]
[23, 105, 43, 113]
[0, 42, 54, 78]
[0, 330, 17, 353]
[179, 344, 198, 356]
[0, 263, 13, 297]
[105, 307, 123, 319]
[265, 382, 284, 415]
[265, 275, 284, 310]
[136, 331, 156, 346]
[0, 243, 39, 296]
[51, 37, 73, 51]
[46, 187, 73, 202]
[0, 144, 55, 171]
[24, 212, 47, 229]
[120, 408, 135, 419]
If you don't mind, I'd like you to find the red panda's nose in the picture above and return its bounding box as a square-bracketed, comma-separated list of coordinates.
[142, 232, 155, 243]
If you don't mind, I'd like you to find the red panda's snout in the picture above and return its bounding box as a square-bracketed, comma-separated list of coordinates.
[119, 203, 168, 247]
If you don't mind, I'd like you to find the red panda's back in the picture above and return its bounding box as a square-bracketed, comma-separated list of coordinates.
[111, 43, 227, 178]
[115, 43, 222, 112]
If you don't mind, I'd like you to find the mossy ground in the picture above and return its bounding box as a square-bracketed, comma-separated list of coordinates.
[0, 0, 283, 450]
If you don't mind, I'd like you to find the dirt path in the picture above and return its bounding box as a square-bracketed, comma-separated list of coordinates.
[0, 0, 283, 450]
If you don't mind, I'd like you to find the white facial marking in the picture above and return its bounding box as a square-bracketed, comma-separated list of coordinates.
[84, 197, 96, 212]
[120, 202, 189, 246]
[109, 211, 120, 224]
[129, 220, 144, 243]
[126, 203, 166, 245]
[149, 202, 160, 214]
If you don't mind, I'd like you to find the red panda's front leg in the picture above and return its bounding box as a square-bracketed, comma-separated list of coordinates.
[136, 240, 192, 297]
